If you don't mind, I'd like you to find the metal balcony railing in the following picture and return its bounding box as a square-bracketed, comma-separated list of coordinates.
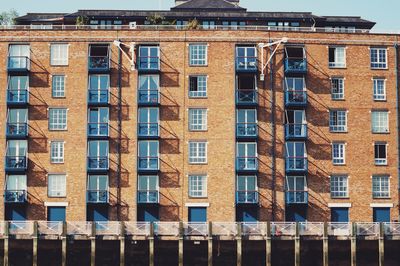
[5, 156, 27, 171]
[241, 222, 268, 236]
[271, 222, 296, 236]
[236, 191, 258, 204]
[285, 191, 308, 204]
[183, 222, 209, 236]
[284, 90, 307, 106]
[284, 58, 307, 73]
[299, 222, 324, 236]
[154, 222, 180, 236]
[356, 222, 380, 236]
[4, 190, 27, 203]
[95, 221, 121, 235]
[236, 123, 258, 138]
[6, 123, 28, 138]
[37, 221, 63, 236]
[88, 56, 110, 72]
[67, 222, 92, 236]
[87, 156, 109, 171]
[212, 222, 237, 236]
[236, 157, 258, 171]
[124, 222, 151, 236]
[137, 190, 159, 204]
[88, 89, 109, 105]
[384, 222, 400, 236]
[236, 56, 258, 72]
[138, 90, 159, 105]
[285, 157, 308, 172]
[285, 124, 307, 139]
[138, 123, 159, 138]
[327, 223, 351, 236]
[87, 190, 109, 203]
[9, 221, 34, 235]
[236, 90, 258, 105]
[138, 157, 159, 171]
[138, 56, 160, 72]
[7, 89, 29, 105]
[87, 123, 109, 137]
[7, 56, 30, 72]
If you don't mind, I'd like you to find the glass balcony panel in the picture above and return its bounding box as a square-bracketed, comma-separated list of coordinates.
[285, 191, 308, 204]
[5, 156, 27, 170]
[138, 123, 159, 137]
[138, 90, 159, 105]
[8, 56, 30, 71]
[87, 157, 109, 170]
[4, 190, 27, 203]
[88, 56, 110, 72]
[236, 191, 258, 204]
[87, 123, 109, 137]
[284, 58, 307, 73]
[87, 190, 109, 203]
[236, 90, 257, 105]
[236, 123, 258, 138]
[236, 157, 258, 171]
[6, 123, 28, 137]
[88, 89, 109, 105]
[137, 190, 159, 203]
[138, 157, 159, 171]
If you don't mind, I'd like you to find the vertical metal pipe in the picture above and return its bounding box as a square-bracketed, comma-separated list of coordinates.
[117, 40, 123, 220]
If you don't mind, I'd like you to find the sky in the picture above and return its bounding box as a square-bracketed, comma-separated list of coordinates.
[2, 0, 398, 31]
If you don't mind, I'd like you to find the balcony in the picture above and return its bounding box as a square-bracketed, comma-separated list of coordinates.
[285, 191, 308, 204]
[138, 90, 159, 106]
[138, 123, 159, 139]
[137, 190, 159, 204]
[138, 157, 159, 173]
[4, 190, 27, 203]
[87, 190, 109, 204]
[285, 90, 307, 107]
[236, 157, 258, 173]
[7, 56, 30, 72]
[236, 190, 258, 204]
[285, 124, 307, 140]
[88, 89, 109, 106]
[285, 157, 308, 173]
[7, 89, 29, 106]
[236, 123, 258, 139]
[88, 56, 110, 73]
[284, 58, 307, 74]
[137, 56, 160, 73]
[87, 156, 109, 172]
[6, 123, 28, 138]
[236, 90, 258, 107]
[87, 123, 109, 138]
[5, 156, 27, 172]
[236, 56, 258, 72]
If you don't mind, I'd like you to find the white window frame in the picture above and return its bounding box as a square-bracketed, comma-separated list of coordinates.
[188, 141, 207, 164]
[330, 175, 349, 198]
[373, 78, 386, 101]
[370, 48, 388, 69]
[374, 142, 387, 165]
[50, 141, 64, 163]
[52, 75, 66, 98]
[188, 175, 207, 197]
[332, 142, 345, 165]
[371, 111, 389, 133]
[49, 108, 67, 131]
[50, 43, 69, 66]
[331, 77, 344, 100]
[372, 176, 390, 198]
[189, 44, 208, 66]
[329, 110, 347, 132]
[329, 46, 346, 68]
[48, 174, 66, 197]
[189, 75, 207, 98]
[188, 108, 207, 131]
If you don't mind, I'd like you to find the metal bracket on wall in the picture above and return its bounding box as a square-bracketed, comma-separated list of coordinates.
[258, 37, 288, 81]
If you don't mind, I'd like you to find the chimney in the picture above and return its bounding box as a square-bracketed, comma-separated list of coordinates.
[175, 0, 240, 6]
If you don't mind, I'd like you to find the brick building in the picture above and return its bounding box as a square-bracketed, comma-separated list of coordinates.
[0, 0, 400, 265]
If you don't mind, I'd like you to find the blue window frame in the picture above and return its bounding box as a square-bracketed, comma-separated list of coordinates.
[48, 207, 66, 222]
[188, 207, 207, 222]
[331, 208, 349, 222]
[373, 208, 390, 222]
[138, 206, 159, 222]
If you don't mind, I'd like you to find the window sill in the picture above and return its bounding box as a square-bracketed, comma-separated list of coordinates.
[329, 130, 348, 133]
[372, 197, 391, 200]
[48, 195, 67, 198]
[188, 196, 208, 199]
[375, 163, 388, 166]
[333, 163, 346, 166]
[372, 131, 390, 134]
[330, 196, 350, 199]
[331, 98, 345, 101]
[189, 130, 208, 132]
[189, 64, 208, 67]
[188, 162, 208, 165]
[189, 97, 208, 99]
[328, 66, 347, 69]
[51, 162, 65, 164]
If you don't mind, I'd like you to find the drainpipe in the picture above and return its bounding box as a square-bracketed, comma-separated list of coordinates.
[269, 38, 277, 221]
[395, 42, 399, 221]
[117, 41, 122, 220]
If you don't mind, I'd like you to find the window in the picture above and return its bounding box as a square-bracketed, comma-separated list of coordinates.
[236, 175, 258, 203]
[6, 175, 27, 192]
[48, 174, 66, 197]
[189, 76, 207, 98]
[8, 44, 30, 69]
[87, 175, 109, 203]
[329, 47, 346, 68]
[285, 176, 307, 204]
[188, 141, 207, 164]
[138, 141, 159, 170]
[331, 77, 344, 100]
[188, 207, 207, 222]
[237, 142, 258, 170]
[52, 75, 65, 98]
[370, 48, 387, 69]
[373, 208, 390, 222]
[189, 109, 207, 131]
[371, 111, 389, 133]
[332, 143, 345, 165]
[202, 21, 215, 29]
[372, 176, 390, 198]
[138, 175, 159, 203]
[373, 78, 386, 101]
[285, 77, 305, 91]
[189, 44, 207, 66]
[48, 207, 66, 222]
[49, 108, 67, 130]
[331, 208, 349, 222]
[374, 142, 387, 165]
[330, 175, 348, 198]
[50, 44, 69, 66]
[329, 110, 347, 132]
[50, 141, 64, 163]
[188, 175, 207, 197]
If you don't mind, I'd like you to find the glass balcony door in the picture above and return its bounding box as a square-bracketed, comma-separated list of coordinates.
[7, 109, 28, 136]
[236, 47, 256, 70]
[138, 175, 159, 203]
[88, 75, 109, 102]
[285, 110, 306, 137]
[138, 141, 159, 170]
[237, 109, 257, 137]
[87, 175, 108, 203]
[138, 75, 159, 104]
[286, 176, 307, 203]
[8, 76, 29, 103]
[237, 142, 257, 170]
[237, 175, 257, 203]
[88, 141, 109, 169]
[6, 175, 27, 202]
[88, 108, 109, 136]
[9, 45, 30, 69]
[285, 142, 307, 170]
[139, 46, 159, 70]
[138, 108, 159, 137]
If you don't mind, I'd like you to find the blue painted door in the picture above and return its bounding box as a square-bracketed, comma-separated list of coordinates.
[48, 207, 66, 222]
[236, 207, 257, 222]
[373, 208, 390, 222]
[331, 208, 349, 222]
[188, 207, 207, 222]
[286, 207, 306, 222]
[5, 206, 26, 221]
[138, 207, 159, 222]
